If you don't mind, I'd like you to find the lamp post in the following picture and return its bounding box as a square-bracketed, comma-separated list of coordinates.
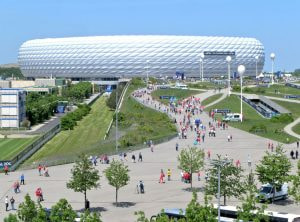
[226, 56, 232, 95]
[255, 56, 259, 78]
[115, 83, 118, 153]
[238, 65, 245, 122]
[200, 53, 205, 82]
[270, 53, 275, 85]
[146, 60, 149, 88]
[211, 155, 231, 222]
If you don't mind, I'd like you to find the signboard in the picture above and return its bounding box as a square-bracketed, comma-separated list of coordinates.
[204, 51, 235, 56]
[0, 161, 12, 169]
[214, 109, 231, 113]
[106, 85, 112, 93]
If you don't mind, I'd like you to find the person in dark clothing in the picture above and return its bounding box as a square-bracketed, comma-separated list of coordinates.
[297, 141, 299, 149]
[296, 150, 299, 159]
[290, 150, 295, 159]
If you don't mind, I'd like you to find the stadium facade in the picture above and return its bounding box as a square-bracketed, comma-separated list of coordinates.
[18, 35, 265, 79]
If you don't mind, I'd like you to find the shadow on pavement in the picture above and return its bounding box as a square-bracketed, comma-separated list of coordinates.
[272, 199, 294, 206]
[182, 187, 205, 193]
[112, 202, 136, 208]
[78, 207, 108, 213]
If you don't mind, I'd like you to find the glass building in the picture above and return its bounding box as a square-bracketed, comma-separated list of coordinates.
[18, 35, 265, 79]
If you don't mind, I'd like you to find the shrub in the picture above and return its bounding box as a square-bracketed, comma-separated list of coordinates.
[60, 104, 91, 130]
[249, 124, 267, 133]
[270, 114, 294, 124]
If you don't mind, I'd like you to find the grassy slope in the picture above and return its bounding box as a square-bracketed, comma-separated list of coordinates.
[188, 81, 225, 90]
[118, 82, 177, 147]
[26, 96, 114, 162]
[205, 95, 297, 143]
[292, 123, 300, 135]
[241, 84, 300, 99]
[151, 88, 199, 104]
[201, 93, 223, 107]
[0, 137, 37, 160]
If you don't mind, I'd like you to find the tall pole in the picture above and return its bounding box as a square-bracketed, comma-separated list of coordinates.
[200, 53, 204, 82]
[201, 59, 204, 82]
[217, 165, 221, 222]
[115, 84, 118, 153]
[146, 60, 149, 89]
[226, 56, 232, 95]
[238, 65, 245, 122]
[199, 58, 202, 82]
[270, 53, 275, 85]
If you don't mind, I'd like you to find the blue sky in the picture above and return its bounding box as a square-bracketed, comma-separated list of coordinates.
[0, 0, 299, 71]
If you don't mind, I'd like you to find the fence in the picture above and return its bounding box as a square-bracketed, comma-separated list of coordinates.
[9, 124, 61, 171]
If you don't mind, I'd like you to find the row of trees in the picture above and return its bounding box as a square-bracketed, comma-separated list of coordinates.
[0, 67, 23, 79]
[61, 104, 91, 130]
[26, 93, 58, 126]
[106, 84, 125, 110]
[177, 145, 299, 205]
[62, 82, 93, 103]
[4, 194, 101, 222]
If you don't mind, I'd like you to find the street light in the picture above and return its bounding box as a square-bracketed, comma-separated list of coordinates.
[238, 65, 245, 122]
[200, 53, 205, 82]
[255, 55, 259, 78]
[226, 56, 232, 95]
[210, 155, 231, 222]
[146, 60, 150, 88]
[270, 53, 275, 85]
[115, 83, 118, 153]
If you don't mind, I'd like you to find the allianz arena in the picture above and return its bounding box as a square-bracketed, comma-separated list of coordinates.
[18, 35, 265, 79]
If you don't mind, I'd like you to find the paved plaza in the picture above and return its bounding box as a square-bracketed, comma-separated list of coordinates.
[0, 89, 299, 221]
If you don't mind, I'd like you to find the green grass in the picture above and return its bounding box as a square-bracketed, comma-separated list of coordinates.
[25, 96, 114, 163]
[292, 123, 300, 135]
[201, 93, 223, 106]
[269, 100, 300, 118]
[151, 88, 199, 104]
[118, 80, 177, 147]
[237, 84, 300, 99]
[205, 95, 298, 143]
[0, 137, 37, 160]
[188, 81, 225, 90]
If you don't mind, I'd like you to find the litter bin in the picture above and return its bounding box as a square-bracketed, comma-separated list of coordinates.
[85, 200, 90, 209]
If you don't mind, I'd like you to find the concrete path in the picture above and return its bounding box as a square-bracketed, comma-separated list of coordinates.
[284, 117, 300, 139]
[0, 90, 299, 221]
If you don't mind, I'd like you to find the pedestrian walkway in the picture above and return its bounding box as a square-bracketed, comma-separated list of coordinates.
[284, 117, 300, 139]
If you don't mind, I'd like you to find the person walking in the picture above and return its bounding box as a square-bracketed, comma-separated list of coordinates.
[175, 142, 179, 151]
[38, 164, 42, 176]
[10, 196, 15, 210]
[159, 169, 165, 183]
[297, 141, 299, 149]
[150, 144, 154, 152]
[4, 165, 9, 175]
[5, 196, 9, 211]
[20, 173, 25, 185]
[296, 150, 299, 159]
[290, 150, 295, 159]
[138, 152, 143, 162]
[167, 169, 171, 181]
[247, 154, 252, 168]
[131, 154, 136, 163]
[236, 159, 241, 168]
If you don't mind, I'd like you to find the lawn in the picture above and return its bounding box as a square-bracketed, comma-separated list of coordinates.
[188, 81, 225, 90]
[201, 93, 223, 107]
[151, 88, 200, 104]
[0, 137, 37, 160]
[117, 79, 178, 147]
[269, 100, 300, 118]
[236, 84, 300, 99]
[25, 96, 114, 164]
[292, 123, 300, 135]
[205, 95, 298, 143]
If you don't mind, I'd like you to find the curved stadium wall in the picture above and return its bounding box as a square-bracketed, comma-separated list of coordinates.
[18, 35, 265, 78]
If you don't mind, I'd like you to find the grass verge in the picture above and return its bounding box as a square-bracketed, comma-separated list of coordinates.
[24, 96, 114, 164]
[0, 137, 38, 160]
[205, 95, 298, 143]
[292, 123, 300, 135]
[151, 88, 200, 105]
[201, 93, 223, 107]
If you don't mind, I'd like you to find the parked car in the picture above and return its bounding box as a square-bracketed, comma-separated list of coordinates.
[222, 113, 242, 122]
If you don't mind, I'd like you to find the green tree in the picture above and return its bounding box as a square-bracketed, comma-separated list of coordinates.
[256, 145, 292, 202]
[50, 199, 77, 222]
[134, 211, 178, 222]
[104, 160, 130, 205]
[80, 210, 102, 222]
[237, 173, 269, 222]
[289, 160, 300, 204]
[185, 192, 217, 222]
[177, 146, 205, 188]
[206, 156, 244, 205]
[67, 154, 100, 209]
[17, 194, 38, 222]
[32, 204, 48, 222]
[4, 214, 19, 222]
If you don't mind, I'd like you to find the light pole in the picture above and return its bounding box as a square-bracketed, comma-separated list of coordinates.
[115, 83, 118, 153]
[200, 53, 205, 82]
[238, 65, 245, 122]
[226, 56, 232, 95]
[270, 53, 275, 85]
[211, 155, 231, 222]
[146, 60, 149, 88]
[255, 55, 259, 78]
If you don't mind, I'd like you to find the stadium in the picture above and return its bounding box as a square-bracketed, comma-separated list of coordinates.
[18, 35, 265, 79]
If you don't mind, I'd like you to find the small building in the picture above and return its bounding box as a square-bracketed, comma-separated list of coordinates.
[0, 88, 26, 128]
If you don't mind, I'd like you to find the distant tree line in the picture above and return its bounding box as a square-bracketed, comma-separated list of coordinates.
[62, 82, 92, 103]
[60, 104, 91, 130]
[294, 69, 300, 76]
[0, 67, 23, 79]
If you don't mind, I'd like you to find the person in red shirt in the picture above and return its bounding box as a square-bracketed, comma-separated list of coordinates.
[4, 165, 9, 175]
[159, 169, 165, 183]
[38, 165, 42, 176]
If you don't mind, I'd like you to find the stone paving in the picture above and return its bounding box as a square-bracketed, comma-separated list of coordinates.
[0, 89, 299, 221]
